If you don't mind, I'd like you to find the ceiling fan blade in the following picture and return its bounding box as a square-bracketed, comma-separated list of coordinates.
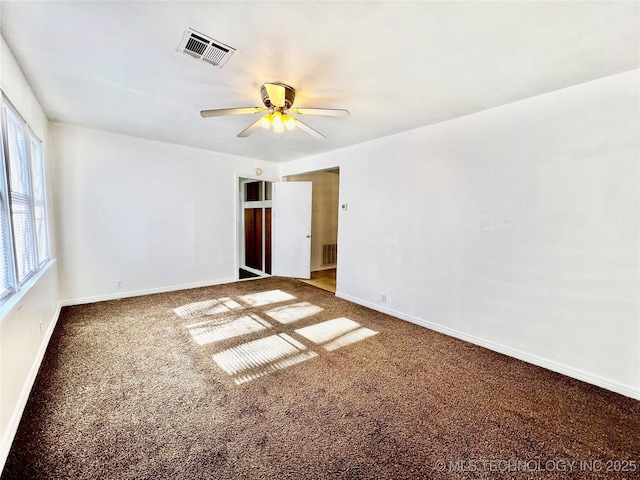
[294, 118, 326, 139]
[201, 107, 265, 118]
[264, 83, 286, 107]
[237, 117, 265, 138]
[289, 107, 350, 117]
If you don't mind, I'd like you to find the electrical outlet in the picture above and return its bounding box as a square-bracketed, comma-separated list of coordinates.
[39, 320, 43, 334]
[381, 293, 387, 303]
[116, 280, 123, 289]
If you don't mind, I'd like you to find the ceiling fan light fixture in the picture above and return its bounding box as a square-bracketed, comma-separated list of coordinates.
[200, 82, 349, 138]
[272, 111, 283, 126]
[270, 111, 285, 133]
[284, 114, 296, 130]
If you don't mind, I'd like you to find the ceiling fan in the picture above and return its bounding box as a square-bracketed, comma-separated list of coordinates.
[200, 83, 349, 139]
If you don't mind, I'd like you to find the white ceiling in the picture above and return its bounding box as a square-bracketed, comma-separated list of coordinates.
[1, 1, 638, 163]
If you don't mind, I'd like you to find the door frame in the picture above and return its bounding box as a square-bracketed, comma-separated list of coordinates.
[236, 173, 277, 280]
[235, 168, 339, 283]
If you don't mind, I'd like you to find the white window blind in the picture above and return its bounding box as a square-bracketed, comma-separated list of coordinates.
[4, 105, 36, 283]
[0, 145, 13, 300]
[30, 135, 49, 266]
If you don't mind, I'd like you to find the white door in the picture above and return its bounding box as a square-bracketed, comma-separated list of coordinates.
[272, 182, 312, 279]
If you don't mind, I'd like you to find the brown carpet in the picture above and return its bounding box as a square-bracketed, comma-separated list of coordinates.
[2, 277, 639, 479]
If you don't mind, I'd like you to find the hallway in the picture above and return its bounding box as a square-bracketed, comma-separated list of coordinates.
[298, 268, 336, 293]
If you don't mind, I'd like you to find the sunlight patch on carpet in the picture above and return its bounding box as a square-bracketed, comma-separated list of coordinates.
[238, 290, 297, 307]
[174, 297, 243, 319]
[176, 290, 377, 385]
[212, 333, 318, 385]
[295, 318, 379, 351]
[265, 302, 324, 324]
[187, 314, 272, 346]
[322, 327, 378, 352]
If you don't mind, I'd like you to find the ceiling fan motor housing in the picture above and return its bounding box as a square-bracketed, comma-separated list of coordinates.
[261, 83, 295, 109]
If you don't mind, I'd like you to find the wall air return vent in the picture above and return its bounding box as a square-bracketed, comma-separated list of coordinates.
[178, 28, 235, 68]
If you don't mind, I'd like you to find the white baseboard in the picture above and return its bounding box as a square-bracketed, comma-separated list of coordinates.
[0, 302, 62, 471]
[59, 277, 238, 307]
[335, 291, 640, 401]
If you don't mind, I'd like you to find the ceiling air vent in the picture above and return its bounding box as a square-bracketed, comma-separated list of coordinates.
[178, 28, 235, 68]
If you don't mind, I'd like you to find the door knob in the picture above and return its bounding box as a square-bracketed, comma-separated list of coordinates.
[306, 235, 311, 238]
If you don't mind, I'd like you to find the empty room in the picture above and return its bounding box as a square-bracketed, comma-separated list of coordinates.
[0, 1, 638, 478]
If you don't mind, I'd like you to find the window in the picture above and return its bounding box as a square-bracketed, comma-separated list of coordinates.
[0, 95, 50, 304]
[30, 135, 49, 266]
[0, 138, 14, 301]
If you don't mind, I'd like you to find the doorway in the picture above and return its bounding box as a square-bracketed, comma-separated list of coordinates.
[238, 178, 313, 280]
[285, 168, 340, 292]
[239, 178, 272, 279]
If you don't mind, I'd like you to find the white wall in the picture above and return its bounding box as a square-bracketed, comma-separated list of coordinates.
[50, 123, 279, 303]
[0, 35, 61, 468]
[281, 70, 639, 399]
[288, 171, 340, 270]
